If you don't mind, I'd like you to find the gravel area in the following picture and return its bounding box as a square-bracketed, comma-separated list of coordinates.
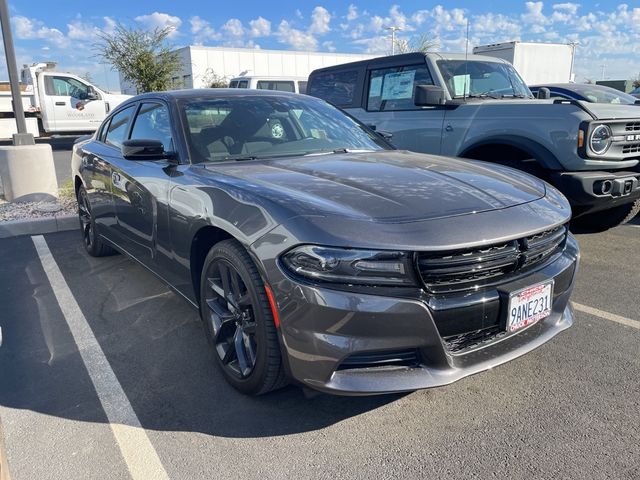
[0, 195, 77, 222]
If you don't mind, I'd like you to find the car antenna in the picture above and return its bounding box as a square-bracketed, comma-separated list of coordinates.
[463, 19, 470, 102]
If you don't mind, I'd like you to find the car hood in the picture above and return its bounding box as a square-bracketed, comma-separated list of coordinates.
[579, 101, 640, 120]
[202, 150, 546, 223]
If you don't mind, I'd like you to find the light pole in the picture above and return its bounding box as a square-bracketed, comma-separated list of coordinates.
[568, 41, 578, 83]
[386, 26, 402, 55]
[0, 0, 33, 145]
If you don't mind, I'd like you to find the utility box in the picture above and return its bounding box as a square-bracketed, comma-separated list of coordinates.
[473, 41, 576, 85]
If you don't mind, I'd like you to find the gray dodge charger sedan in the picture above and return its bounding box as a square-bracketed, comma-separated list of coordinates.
[72, 89, 579, 396]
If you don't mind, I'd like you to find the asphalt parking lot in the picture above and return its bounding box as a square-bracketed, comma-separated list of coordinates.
[0, 221, 638, 480]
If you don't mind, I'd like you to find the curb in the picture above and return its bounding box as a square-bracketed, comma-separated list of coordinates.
[0, 214, 78, 239]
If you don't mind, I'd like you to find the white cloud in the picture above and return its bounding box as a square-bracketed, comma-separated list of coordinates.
[553, 3, 580, 15]
[12, 16, 67, 47]
[276, 20, 318, 50]
[346, 5, 358, 22]
[309, 6, 331, 35]
[249, 17, 271, 37]
[222, 18, 244, 37]
[190, 16, 219, 44]
[522, 2, 550, 25]
[134, 12, 182, 38]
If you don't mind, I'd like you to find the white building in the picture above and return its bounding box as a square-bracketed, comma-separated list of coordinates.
[120, 46, 376, 94]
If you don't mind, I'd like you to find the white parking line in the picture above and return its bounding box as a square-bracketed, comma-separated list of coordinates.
[32, 235, 170, 480]
[573, 302, 640, 330]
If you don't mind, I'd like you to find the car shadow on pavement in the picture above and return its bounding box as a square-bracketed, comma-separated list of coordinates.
[0, 232, 406, 439]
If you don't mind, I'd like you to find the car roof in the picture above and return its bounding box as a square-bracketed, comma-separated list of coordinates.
[309, 52, 507, 75]
[127, 88, 304, 102]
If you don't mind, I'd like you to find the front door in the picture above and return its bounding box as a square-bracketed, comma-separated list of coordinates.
[110, 102, 175, 266]
[351, 62, 445, 154]
[41, 74, 106, 132]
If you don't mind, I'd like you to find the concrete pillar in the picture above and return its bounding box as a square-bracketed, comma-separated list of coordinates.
[0, 144, 58, 202]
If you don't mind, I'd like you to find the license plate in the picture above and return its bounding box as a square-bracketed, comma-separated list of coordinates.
[507, 281, 554, 333]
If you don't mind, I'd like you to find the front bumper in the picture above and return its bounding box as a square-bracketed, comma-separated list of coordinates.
[269, 236, 579, 395]
[550, 169, 640, 215]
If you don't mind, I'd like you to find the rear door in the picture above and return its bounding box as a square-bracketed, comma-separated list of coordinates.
[40, 73, 107, 132]
[354, 62, 445, 154]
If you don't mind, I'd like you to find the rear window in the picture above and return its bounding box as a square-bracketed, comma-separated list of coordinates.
[298, 81, 308, 94]
[257, 81, 295, 92]
[308, 70, 358, 107]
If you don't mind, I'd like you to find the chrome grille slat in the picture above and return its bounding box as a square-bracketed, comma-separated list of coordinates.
[418, 226, 567, 293]
[625, 122, 640, 132]
[622, 143, 640, 154]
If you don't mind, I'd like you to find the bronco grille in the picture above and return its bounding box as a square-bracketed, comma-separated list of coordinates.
[622, 143, 640, 154]
[625, 122, 640, 132]
[417, 226, 567, 293]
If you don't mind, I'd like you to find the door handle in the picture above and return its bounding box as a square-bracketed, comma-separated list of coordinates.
[445, 124, 453, 132]
[55, 101, 66, 106]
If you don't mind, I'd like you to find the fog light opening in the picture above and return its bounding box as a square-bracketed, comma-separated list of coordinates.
[599, 180, 613, 195]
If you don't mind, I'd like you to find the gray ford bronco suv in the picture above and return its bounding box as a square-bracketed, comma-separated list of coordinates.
[308, 52, 640, 230]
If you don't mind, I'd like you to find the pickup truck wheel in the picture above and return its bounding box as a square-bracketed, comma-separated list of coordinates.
[77, 186, 117, 257]
[571, 199, 640, 232]
[199, 239, 288, 395]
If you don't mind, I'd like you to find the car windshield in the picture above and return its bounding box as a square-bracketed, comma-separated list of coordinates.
[180, 95, 389, 163]
[570, 85, 638, 104]
[437, 60, 532, 99]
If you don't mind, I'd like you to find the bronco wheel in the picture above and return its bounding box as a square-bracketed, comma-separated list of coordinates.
[572, 199, 640, 233]
[77, 186, 116, 257]
[199, 239, 287, 395]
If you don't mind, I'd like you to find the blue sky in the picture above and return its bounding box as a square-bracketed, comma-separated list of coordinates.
[6, 1, 639, 91]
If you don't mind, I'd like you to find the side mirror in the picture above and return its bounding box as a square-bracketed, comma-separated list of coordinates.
[86, 86, 99, 101]
[537, 87, 551, 100]
[414, 85, 446, 106]
[122, 139, 167, 160]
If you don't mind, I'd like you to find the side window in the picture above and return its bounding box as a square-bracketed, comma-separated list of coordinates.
[130, 103, 173, 151]
[47, 76, 91, 99]
[298, 81, 308, 94]
[104, 106, 135, 149]
[307, 70, 358, 107]
[367, 64, 433, 111]
[257, 81, 295, 92]
[238, 81, 248, 88]
[229, 80, 239, 88]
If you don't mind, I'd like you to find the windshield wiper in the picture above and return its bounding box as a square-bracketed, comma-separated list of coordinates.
[222, 155, 258, 162]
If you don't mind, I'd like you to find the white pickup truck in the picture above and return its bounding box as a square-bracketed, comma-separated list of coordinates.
[0, 62, 130, 138]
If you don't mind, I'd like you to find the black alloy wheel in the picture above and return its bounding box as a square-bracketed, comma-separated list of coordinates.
[200, 239, 287, 395]
[77, 186, 115, 257]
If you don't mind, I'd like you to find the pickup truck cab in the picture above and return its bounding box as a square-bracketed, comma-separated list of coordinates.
[0, 62, 131, 138]
[308, 52, 640, 230]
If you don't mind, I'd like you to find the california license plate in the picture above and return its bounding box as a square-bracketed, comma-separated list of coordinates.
[507, 281, 554, 333]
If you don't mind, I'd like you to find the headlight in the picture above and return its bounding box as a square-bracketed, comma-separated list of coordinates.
[589, 124, 612, 155]
[280, 245, 417, 286]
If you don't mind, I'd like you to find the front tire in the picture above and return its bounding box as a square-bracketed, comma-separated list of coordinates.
[572, 199, 640, 233]
[199, 239, 287, 395]
[77, 186, 116, 257]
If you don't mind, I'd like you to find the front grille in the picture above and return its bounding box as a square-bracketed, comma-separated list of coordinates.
[417, 226, 567, 293]
[625, 122, 640, 132]
[443, 326, 506, 353]
[337, 349, 420, 370]
[622, 143, 640, 154]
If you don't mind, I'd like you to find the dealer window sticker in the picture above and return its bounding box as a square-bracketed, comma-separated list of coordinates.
[381, 70, 416, 100]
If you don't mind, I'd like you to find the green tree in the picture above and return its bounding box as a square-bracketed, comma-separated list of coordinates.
[95, 25, 182, 93]
[632, 74, 640, 89]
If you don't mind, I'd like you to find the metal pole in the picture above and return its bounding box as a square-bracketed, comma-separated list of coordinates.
[568, 42, 578, 83]
[391, 29, 396, 55]
[0, 0, 33, 145]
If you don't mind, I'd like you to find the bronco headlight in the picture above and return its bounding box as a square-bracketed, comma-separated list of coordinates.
[589, 124, 612, 155]
[281, 245, 417, 286]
